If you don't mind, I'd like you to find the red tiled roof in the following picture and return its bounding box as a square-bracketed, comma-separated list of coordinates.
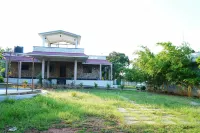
[84, 59, 111, 65]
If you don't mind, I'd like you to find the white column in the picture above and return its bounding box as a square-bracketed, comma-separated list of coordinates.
[42, 36, 46, 47]
[74, 60, 77, 82]
[47, 61, 50, 78]
[99, 64, 102, 80]
[18, 62, 22, 78]
[42, 59, 45, 79]
[5, 60, 8, 78]
[108, 67, 111, 80]
[75, 39, 78, 48]
[110, 64, 113, 80]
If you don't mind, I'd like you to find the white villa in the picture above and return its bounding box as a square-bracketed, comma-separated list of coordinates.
[4, 30, 113, 87]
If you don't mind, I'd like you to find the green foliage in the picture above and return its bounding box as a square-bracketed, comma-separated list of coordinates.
[107, 51, 129, 80]
[134, 42, 199, 91]
[1, 89, 200, 132]
[37, 73, 43, 87]
[94, 82, 98, 88]
[0, 76, 4, 83]
[22, 80, 28, 88]
[120, 84, 124, 90]
[106, 83, 110, 89]
[79, 83, 83, 88]
[124, 67, 146, 82]
[196, 56, 200, 69]
[23, 80, 28, 84]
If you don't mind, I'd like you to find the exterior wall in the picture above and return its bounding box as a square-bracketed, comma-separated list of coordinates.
[66, 80, 113, 87]
[10, 62, 18, 77]
[33, 46, 84, 53]
[5, 78, 112, 87]
[10, 62, 41, 78]
[9, 61, 100, 79]
[21, 62, 41, 77]
[4, 78, 39, 85]
[77, 64, 100, 79]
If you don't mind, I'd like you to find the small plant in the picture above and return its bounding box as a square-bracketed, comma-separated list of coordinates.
[94, 82, 98, 89]
[106, 83, 110, 89]
[79, 83, 83, 89]
[141, 86, 146, 91]
[120, 84, 124, 90]
[71, 92, 77, 97]
[0, 76, 4, 83]
[22, 80, 28, 88]
[36, 73, 43, 87]
[48, 78, 52, 88]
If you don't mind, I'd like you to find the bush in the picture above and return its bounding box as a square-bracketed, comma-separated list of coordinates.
[0, 76, 4, 83]
[94, 82, 98, 89]
[71, 92, 77, 97]
[141, 86, 146, 91]
[36, 73, 43, 87]
[79, 83, 83, 89]
[106, 84, 110, 89]
[120, 84, 124, 90]
[22, 80, 28, 88]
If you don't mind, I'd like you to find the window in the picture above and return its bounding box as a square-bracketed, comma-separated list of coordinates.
[83, 65, 92, 73]
[22, 64, 29, 70]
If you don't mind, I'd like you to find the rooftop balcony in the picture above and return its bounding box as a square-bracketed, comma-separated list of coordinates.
[33, 46, 84, 53]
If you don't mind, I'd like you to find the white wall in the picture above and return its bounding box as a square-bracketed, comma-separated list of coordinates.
[5, 78, 113, 87]
[66, 80, 113, 87]
[4, 78, 39, 85]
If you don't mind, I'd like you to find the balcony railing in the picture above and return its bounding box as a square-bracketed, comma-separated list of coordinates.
[33, 46, 84, 53]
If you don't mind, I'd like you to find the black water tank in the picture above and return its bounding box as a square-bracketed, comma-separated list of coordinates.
[14, 46, 23, 53]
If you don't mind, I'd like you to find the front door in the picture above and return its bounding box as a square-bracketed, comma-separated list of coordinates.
[60, 64, 66, 77]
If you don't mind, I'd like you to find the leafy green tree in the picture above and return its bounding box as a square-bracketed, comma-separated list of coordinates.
[134, 42, 199, 95]
[124, 66, 146, 82]
[196, 56, 200, 69]
[107, 51, 129, 80]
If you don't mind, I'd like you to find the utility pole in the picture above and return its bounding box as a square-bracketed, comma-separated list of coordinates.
[6, 52, 11, 95]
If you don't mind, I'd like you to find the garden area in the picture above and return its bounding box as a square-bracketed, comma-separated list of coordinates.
[1, 88, 200, 133]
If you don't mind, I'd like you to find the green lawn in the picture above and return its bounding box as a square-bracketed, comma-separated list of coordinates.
[1, 89, 200, 133]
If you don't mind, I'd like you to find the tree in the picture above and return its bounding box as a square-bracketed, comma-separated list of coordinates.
[107, 52, 129, 80]
[124, 66, 146, 82]
[134, 42, 199, 95]
[196, 56, 200, 69]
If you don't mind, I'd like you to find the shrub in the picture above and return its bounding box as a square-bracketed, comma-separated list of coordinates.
[79, 83, 83, 89]
[71, 92, 77, 97]
[106, 84, 110, 89]
[0, 76, 4, 83]
[36, 73, 43, 87]
[22, 80, 28, 88]
[120, 84, 124, 90]
[141, 86, 146, 91]
[94, 82, 98, 89]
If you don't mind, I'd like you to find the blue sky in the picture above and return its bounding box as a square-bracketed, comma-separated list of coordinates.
[0, 0, 200, 59]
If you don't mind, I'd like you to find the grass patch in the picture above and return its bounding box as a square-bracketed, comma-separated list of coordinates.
[0, 89, 200, 132]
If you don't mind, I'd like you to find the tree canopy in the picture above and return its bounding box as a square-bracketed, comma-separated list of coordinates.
[132, 42, 200, 92]
[107, 51, 129, 80]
